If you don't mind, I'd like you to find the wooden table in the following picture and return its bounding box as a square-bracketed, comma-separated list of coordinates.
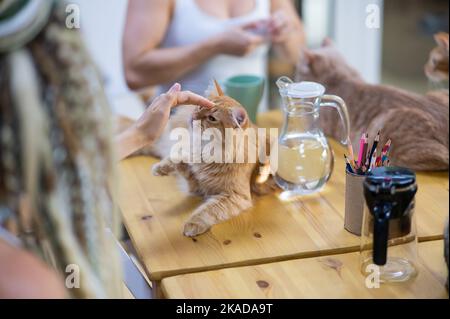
[161, 241, 449, 299]
[117, 110, 449, 296]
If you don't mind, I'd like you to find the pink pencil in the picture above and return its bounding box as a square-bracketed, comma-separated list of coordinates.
[357, 133, 366, 167]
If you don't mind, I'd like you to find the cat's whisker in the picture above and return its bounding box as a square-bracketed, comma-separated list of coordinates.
[232, 116, 243, 130]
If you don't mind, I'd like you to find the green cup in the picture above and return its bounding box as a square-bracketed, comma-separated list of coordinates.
[224, 75, 265, 123]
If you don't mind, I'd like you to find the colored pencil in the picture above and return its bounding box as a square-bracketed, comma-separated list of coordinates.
[345, 131, 392, 175]
[380, 140, 390, 158]
[364, 154, 370, 170]
[381, 139, 391, 165]
[346, 162, 354, 173]
[344, 155, 355, 173]
[369, 152, 377, 170]
[357, 133, 366, 167]
[375, 156, 382, 167]
[346, 137, 356, 166]
[361, 133, 368, 167]
[367, 131, 380, 164]
[381, 139, 391, 155]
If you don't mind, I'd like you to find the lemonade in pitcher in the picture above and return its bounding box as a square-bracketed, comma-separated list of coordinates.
[276, 133, 332, 193]
[275, 77, 350, 198]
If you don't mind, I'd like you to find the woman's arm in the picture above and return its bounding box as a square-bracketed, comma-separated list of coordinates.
[0, 239, 67, 298]
[123, 0, 264, 90]
[269, 0, 306, 64]
[115, 84, 214, 160]
[122, 0, 219, 89]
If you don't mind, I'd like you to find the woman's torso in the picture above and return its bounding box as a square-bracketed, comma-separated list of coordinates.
[158, 0, 270, 107]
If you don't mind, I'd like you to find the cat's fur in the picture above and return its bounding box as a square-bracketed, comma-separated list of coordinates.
[295, 38, 449, 171]
[425, 32, 449, 83]
[120, 82, 276, 237]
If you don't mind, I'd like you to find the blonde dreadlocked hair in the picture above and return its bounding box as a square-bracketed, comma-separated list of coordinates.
[0, 1, 122, 298]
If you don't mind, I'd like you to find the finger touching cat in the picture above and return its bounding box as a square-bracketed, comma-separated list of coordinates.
[156, 83, 214, 110]
[175, 91, 214, 108]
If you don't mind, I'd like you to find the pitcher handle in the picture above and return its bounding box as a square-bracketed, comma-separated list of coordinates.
[320, 95, 351, 145]
[276, 76, 294, 90]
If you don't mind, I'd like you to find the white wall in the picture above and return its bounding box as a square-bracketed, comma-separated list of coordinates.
[331, 0, 384, 83]
[303, 0, 333, 48]
[70, 0, 144, 118]
[303, 0, 384, 84]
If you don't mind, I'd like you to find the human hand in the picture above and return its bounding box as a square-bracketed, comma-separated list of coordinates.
[267, 10, 295, 44]
[242, 19, 271, 38]
[134, 83, 214, 145]
[116, 83, 213, 160]
[215, 25, 265, 57]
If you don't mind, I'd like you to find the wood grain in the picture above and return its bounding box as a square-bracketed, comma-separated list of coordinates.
[161, 241, 449, 299]
[117, 110, 449, 281]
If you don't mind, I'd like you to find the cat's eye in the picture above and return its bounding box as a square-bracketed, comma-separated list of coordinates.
[208, 115, 218, 122]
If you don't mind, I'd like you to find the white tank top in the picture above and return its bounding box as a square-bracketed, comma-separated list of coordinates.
[158, 0, 270, 109]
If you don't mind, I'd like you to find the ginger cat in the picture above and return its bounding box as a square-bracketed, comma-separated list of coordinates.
[123, 81, 276, 237]
[296, 39, 449, 171]
[425, 32, 449, 83]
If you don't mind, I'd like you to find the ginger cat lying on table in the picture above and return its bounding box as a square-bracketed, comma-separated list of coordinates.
[122, 81, 276, 237]
[296, 38, 449, 171]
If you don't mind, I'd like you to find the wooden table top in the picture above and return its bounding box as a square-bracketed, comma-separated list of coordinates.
[161, 241, 449, 299]
[117, 110, 449, 281]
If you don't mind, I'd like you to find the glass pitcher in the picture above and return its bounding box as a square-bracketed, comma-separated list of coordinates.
[360, 167, 418, 283]
[275, 76, 350, 197]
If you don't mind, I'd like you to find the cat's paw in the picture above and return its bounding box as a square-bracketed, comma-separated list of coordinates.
[183, 217, 211, 237]
[152, 163, 171, 176]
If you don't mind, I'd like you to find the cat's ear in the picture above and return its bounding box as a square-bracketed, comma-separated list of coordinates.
[231, 107, 248, 127]
[303, 49, 317, 64]
[297, 49, 315, 73]
[434, 32, 449, 53]
[210, 79, 224, 97]
[322, 37, 334, 47]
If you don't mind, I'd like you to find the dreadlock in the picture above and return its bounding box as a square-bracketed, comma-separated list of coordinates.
[0, 0, 122, 298]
